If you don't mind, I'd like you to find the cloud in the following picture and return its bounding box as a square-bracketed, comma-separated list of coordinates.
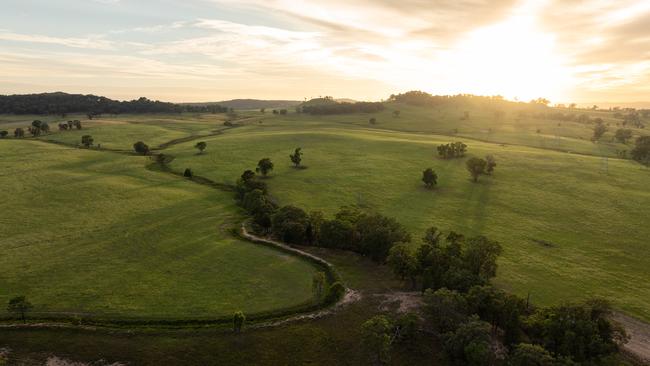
[0, 31, 114, 50]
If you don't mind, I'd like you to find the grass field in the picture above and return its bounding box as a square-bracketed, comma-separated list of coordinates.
[0, 139, 319, 318]
[267, 102, 649, 158]
[0, 113, 229, 150]
[166, 121, 650, 321]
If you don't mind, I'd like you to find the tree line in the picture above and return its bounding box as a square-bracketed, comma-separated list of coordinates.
[300, 102, 385, 115]
[0, 92, 228, 115]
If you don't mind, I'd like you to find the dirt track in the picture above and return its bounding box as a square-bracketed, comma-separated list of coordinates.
[614, 313, 650, 364]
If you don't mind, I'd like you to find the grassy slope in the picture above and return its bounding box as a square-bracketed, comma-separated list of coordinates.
[0, 140, 317, 318]
[0, 113, 227, 150]
[270, 102, 649, 158]
[167, 125, 650, 321]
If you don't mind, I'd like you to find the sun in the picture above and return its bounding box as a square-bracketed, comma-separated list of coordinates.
[445, 14, 572, 102]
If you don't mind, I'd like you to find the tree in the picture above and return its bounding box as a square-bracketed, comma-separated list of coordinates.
[361, 315, 393, 365]
[256, 158, 274, 177]
[631, 136, 650, 165]
[387, 244, 418, 287]
[7, 296, 33, 323]
[466, 158, 487, 182]
[241, 169, 256, 182]
[0, 130, 7, 138]
[183, 168, 193, 178]
[289, 147, 303, 167]
[40, 122, 50, 133]
[369, 117, 377, 124]
[260, 108, 266, 113]
[233, 311, 245, 333]
[508, 344, 556, 366]
[81, 135, 94, 148]
[133, 141, 149, 155]
[422, 168, 438, 188]
[592, 121, 607, 141]
[319, 219, 354, 249]
[14, 128, 24, 138]
[485, 155, 496, 175]
[279, 109, 288, 115]
[271, 205, 310, 244]
[615, 129, 633, 144]
[462, 236, 502, 281]
[393, 110, 401, 118]
[443, 318, 494, 366]
[423, 288, 468, 333]
[356, 214, 411, 262]
[312, 272, 327, 301]
[195, 141, 207, 154]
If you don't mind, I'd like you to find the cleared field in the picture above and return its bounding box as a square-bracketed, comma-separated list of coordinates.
[167, 125, 650, 321]
[0, 113, 228, 150]
[268, 102, 649, 158]
[0, 140, 318, 319]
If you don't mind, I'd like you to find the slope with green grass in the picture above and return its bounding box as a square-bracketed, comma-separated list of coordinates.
[0, 139, 318, 319]
[167, 125, 650, 321]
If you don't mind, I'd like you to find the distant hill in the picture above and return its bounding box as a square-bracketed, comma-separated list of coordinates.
[187, 99, 302, 110]
[0, 92, 227, 115]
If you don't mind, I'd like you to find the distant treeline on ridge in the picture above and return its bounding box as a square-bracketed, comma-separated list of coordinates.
[0, 92, 228, 115]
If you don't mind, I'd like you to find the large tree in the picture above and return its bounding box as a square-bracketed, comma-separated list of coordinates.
[422, 168, 438, 188]
[256, 158, 274, 177]
[289, 147, 303, 167]
[592, 121, 607, 141]
[133, 141, 150, 155]
[81, 135, 94, 148]
[466, 157, 487, 182]
[631, 136, 650, 165]
[195, 141, 207, 154]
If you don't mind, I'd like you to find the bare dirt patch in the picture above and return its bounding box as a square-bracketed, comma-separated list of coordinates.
[613, 313, 650, 364]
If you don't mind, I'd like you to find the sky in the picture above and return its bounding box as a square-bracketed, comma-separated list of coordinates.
[1, 0, 649, 105]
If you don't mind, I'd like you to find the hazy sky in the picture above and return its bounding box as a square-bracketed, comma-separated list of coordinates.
[1, 0, 649, 104]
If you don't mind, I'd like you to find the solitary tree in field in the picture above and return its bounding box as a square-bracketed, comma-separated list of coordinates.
[260, 108, 266, 114]
[233, 311, 246, 333]
[0, 130, 7, 138]
[7, 296, 33, 323]
[40, 122, 50, 133]
[81, 135, 94, 148]
[312, 272, 327, 301]
[369, 117, 377, 124]
[14, 128, 24, 138]
[256, 158, 274, 177]
[133, 141, 150, 155]
[422, 168, 438, 189]
[393, 110, 401, 118]
[154, 153, 175, 167]
[183, 168, 193, 178]
[592, 121, 607, 141]
[195, 141, 207, 154]
[466, 157, 487, 182]
[485, 155, 497, 175]
[289, 147, 303, 167]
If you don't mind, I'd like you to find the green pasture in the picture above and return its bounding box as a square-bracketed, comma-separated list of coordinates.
[0, 140, 318, 319]
[167, 126, 650, 320]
